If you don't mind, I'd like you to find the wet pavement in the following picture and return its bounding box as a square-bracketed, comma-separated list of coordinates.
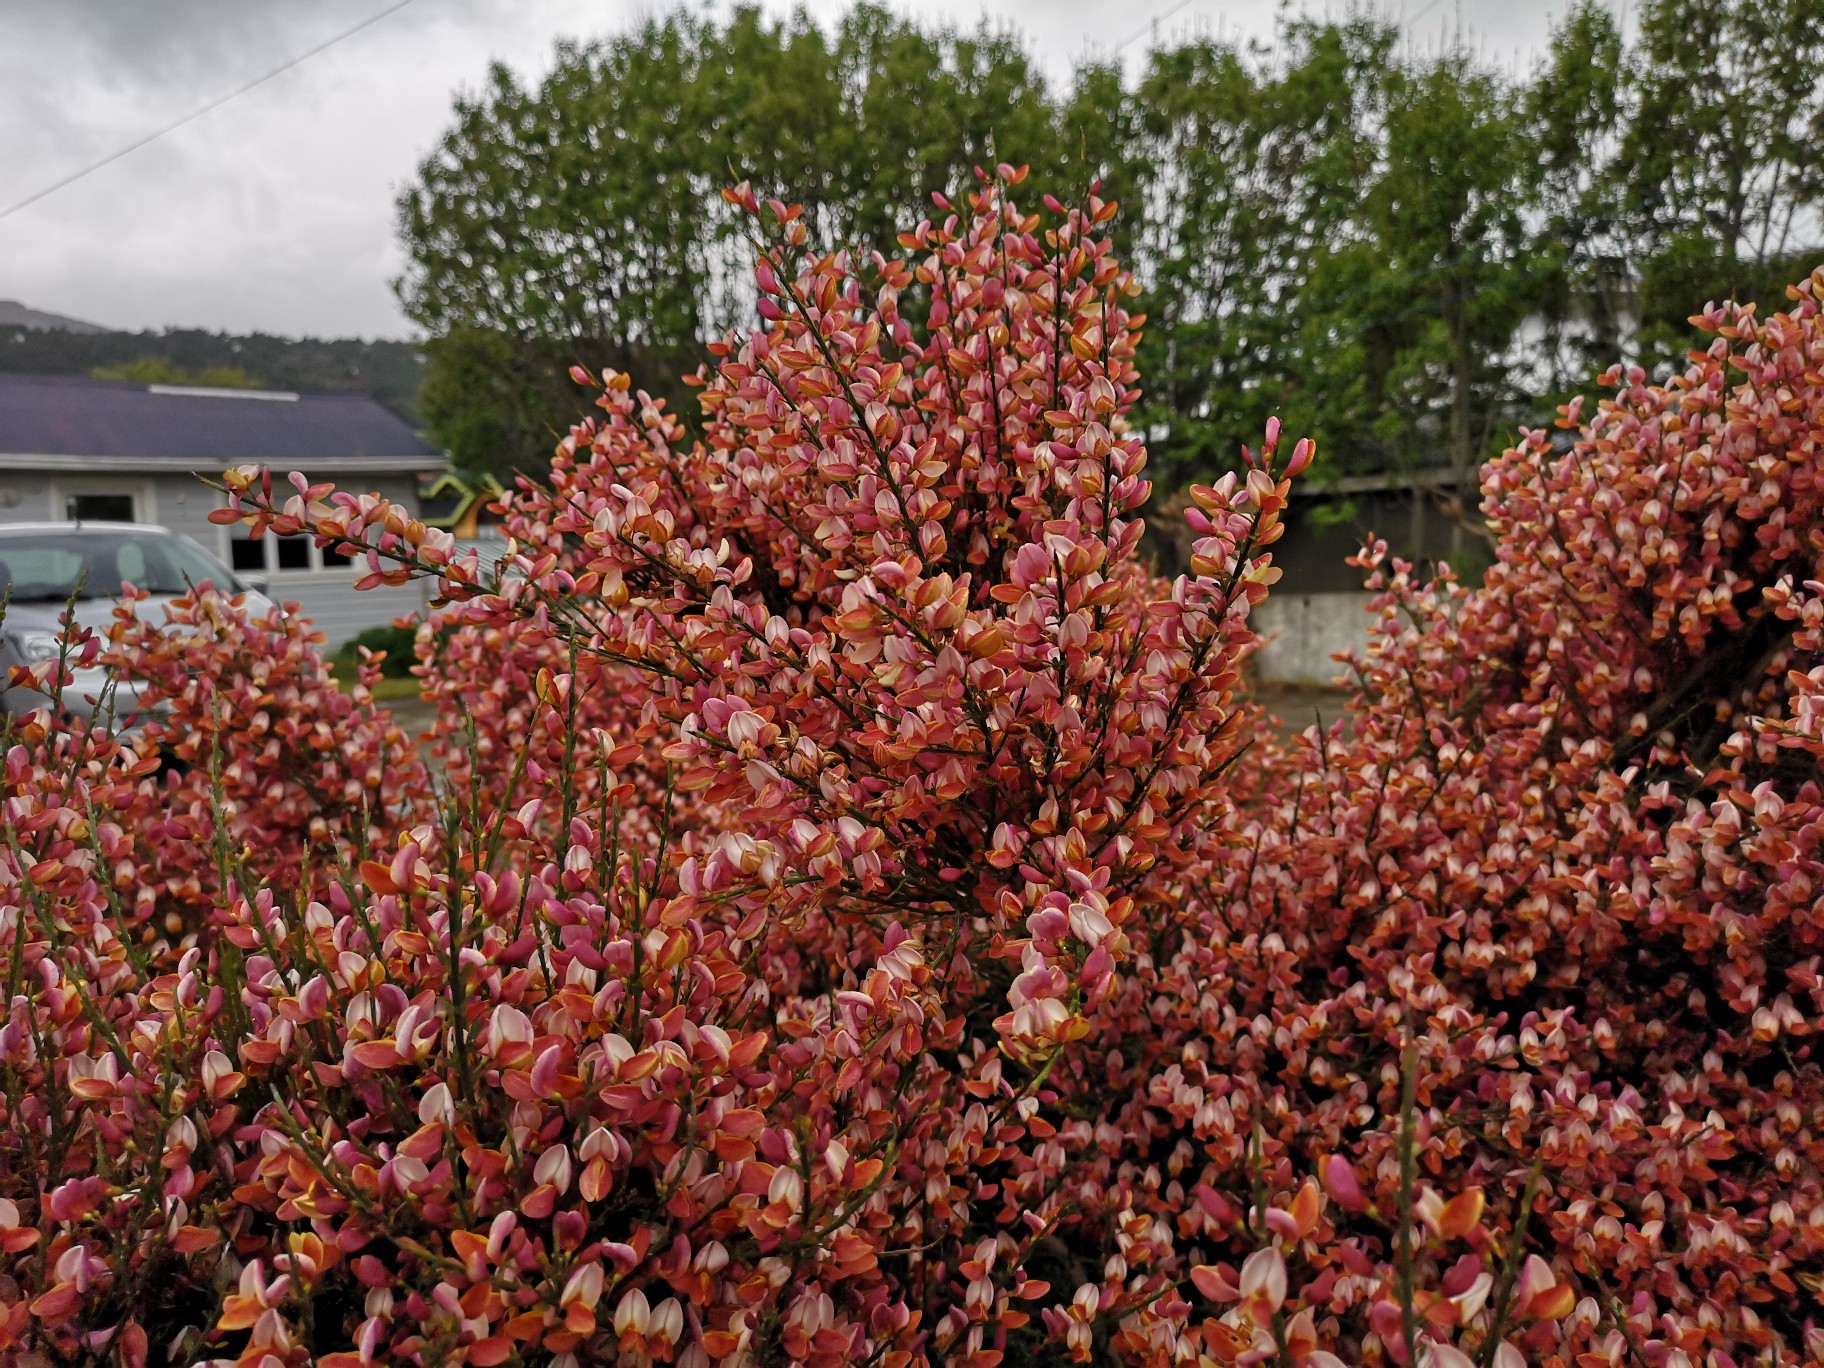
[383, 696, 439, 743]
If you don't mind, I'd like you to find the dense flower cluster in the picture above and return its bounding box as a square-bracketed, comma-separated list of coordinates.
[1040, 276, 1824, 1365]
[0, 593, 428, 1358]
[3, 175, 1821, 1366]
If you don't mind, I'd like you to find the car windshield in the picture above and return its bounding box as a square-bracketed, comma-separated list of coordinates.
[0, 530, 245, 601]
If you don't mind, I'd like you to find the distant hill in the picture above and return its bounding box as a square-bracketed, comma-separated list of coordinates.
[0, 321, 428, 426]
[0, 299, 106, 334]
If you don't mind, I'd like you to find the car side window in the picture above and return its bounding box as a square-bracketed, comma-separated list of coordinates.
[115, 540, 149, 585]
[2, 547, 84, 596]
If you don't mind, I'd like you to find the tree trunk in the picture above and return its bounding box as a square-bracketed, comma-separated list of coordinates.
[1447, 266, 1473, 558]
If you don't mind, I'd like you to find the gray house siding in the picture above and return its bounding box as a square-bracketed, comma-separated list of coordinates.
[0, 468, 434, 650]
[0, 470, 224, 543]
[268, 577, 431, 650]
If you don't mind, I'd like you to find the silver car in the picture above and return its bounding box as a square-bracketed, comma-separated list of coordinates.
[0, 522, 275, 729]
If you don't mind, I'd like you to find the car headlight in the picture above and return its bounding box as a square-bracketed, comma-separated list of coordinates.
[7, 631, 64, 664]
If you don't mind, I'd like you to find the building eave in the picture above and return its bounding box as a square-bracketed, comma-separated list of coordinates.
[0, 452, 449, 475]
[1289, 467, 1461, 497]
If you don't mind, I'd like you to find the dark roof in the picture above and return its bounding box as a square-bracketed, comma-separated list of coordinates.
[0, 371, 441, 467]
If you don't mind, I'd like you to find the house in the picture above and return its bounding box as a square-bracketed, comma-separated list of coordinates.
[0, 371, 446, 648]
[418, 469, 505, 538]
[1157, 467, 1471, 686]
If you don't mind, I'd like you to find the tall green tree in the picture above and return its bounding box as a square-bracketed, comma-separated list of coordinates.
[1127, 19, 1396, 483]
[1523, 0, 1632, 387]
[1357, 50, 1541, 498]
[1618, 0, 1824, 365]
[1126, 17, 1543, 499]
[823, 7, 1071, 248]
[398, 5, 1080, 478]
[395, 0, 1824, 491]
[397, 15, 718, 477]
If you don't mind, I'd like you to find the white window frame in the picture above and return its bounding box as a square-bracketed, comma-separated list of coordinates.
[49, 477, 157, 525]
[215, 493, 357, 579]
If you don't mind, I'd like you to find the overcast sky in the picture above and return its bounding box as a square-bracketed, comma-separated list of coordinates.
[0, 0, 1579, 341]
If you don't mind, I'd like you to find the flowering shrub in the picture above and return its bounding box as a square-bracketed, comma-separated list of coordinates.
[3, 172, 1822, 1367]
[1035, 276, 1824, 1365]
[115, 588, 430, 911]
[0, 590, 428, 1358]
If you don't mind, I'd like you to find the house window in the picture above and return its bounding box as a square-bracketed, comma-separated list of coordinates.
[274, 536, 312, 571]
[67, 492, 138, 522]
[216, 488, 380, 576]
[52, 481, 153, 524]
[228, 532, 267, 574]
[223, 513, 356, 577]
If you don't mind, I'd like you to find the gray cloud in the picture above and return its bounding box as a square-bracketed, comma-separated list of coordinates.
[0, 0, 1584, 340]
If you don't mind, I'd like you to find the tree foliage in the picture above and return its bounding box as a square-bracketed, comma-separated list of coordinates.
[1533, 0, 1824, 373]
[396, 5, 1084, 479]
[88, 357, 264, 389]
[398, 0, 1824, 487]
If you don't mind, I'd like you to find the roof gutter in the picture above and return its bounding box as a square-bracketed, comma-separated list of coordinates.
[0, 453, 449, 474]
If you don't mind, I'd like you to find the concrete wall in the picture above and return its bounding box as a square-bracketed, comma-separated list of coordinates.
[1271, 486, 1469, 595]
[1250, 590, 1375, 686]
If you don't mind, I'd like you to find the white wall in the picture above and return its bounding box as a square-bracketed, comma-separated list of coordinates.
[1250, 591, 1376, 686]
[265, 576, 431, 652]
[0, 473, 53, 522]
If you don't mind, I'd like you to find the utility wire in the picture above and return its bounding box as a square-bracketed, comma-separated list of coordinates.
[0, 0, 421, 224]
[1110, 0, 1199, 58]
[1402, 0, 1452, 29]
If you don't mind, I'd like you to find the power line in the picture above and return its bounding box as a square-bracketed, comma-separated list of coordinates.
[1110, 0, 1199, 58]
[0, 0, 422, 224]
